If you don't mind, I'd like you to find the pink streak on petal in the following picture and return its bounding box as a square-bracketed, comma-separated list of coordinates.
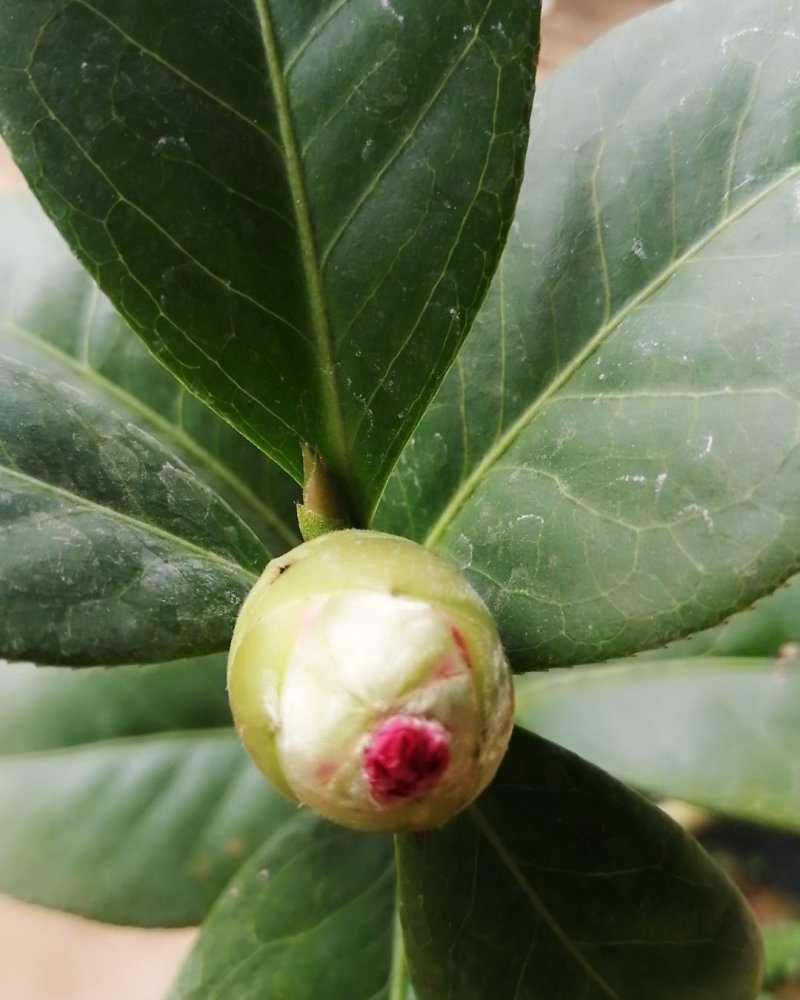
[364, 715, 450, 803]
[297, 597, 324, 638]
[434, 655, 462, 680]
[450, 625, 471, 668]
[315, 759, 338, 783]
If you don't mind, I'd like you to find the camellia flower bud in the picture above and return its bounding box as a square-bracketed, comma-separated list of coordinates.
[227, 530, 514, 832]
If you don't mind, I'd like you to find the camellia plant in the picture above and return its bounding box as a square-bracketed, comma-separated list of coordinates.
[0, 0, 798, 996]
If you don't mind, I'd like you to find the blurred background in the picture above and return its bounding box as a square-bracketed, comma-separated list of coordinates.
[0, 1, 666, 997]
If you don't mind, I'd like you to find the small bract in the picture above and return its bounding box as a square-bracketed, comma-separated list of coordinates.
[227, 530, 514, 832]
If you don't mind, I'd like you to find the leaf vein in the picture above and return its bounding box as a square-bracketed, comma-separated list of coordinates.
[424, 162, 800, 546]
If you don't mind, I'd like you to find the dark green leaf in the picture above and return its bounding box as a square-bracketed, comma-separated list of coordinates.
[647, 574, 800, 660]
[0, 0, 539, 523]
[398, 727, 762, 1000]
[516, 657, 800, 831]
[170, 813, 396, 999]
[0, 194, 299, 554]
[377, 0, 800, 669]
[0, 354, 261, 664]
[0, 655, 296, 926]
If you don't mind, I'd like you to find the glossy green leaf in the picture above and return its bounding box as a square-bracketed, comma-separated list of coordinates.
[377, 0, 800, 669]
[0, 194, 299, 554]
[0, 655, 297, 926]
[0, 0, 539, 524]
[171, 813, 397, 999]
[397, 727, 763, 1000]
[516, 657, 800, 832]
[648, 573, 800, 660]
[0, 354, 262, 664]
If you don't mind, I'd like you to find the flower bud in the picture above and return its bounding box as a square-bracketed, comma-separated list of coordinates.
[227, 530, 513, 832]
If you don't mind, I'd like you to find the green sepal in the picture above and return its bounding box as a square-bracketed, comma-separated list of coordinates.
[296, 444, 350, 541]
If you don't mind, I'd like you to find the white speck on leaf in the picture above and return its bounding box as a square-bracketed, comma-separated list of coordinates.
[508, 566, 532, 591]
[79, 61, 108, 82]
[721, 27, 763, 53]
[679, 503, 715, 533]
[732, 172, 754, 195]
[515, 513, 544, 534]
[154, 135, 191, 155]
[451, 534, 473, 571]
[379, 0, 404, 24]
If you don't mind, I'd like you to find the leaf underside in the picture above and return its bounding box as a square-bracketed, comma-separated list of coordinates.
[516, 656, 800, 833]
[0, 655, 298, 926]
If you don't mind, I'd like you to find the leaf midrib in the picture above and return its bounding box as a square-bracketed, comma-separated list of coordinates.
[468, 803, 623, 1000]
[424, 162, 800, 547]
[251, 0, 351, 497]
